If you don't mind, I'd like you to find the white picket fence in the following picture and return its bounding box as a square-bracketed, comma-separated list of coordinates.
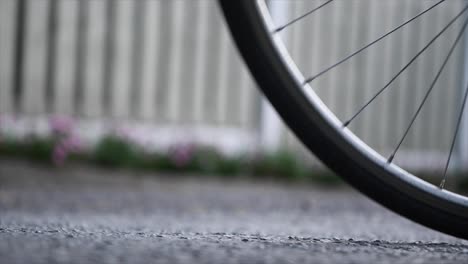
[1, 0, 467, 170]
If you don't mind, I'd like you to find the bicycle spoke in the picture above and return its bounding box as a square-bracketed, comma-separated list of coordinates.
[388, 16, 468, 164]
[221, 0, 468, 235]
[303, 0, 447, 85]
[273, 0, 334, 33]
[343, 5, 468, 128]
[440, 80, 468, 189]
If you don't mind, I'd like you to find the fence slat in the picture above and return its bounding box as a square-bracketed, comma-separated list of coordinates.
[22, 0, 49, 115]
[413, 3, 440, 152]
[83, 0, 106, 118]
[192, 1, 210, 123]
[215, 24, 230, 124]
[129, 0, 144, 119]
[361, 1, 382, 148]
[461, 12, 468, 169]
[1, 0, 466, 170]
[53, 0, 78, 115]
[203, 4, 225, 124]
[166, 1, 187, 122]
[139, 0, 161, 121]
[225, 39, 247, 127]
[0, 0, 16, 114]
[238, 67, 257, 129]
[439, 3, 465, 152]
[177, 0, 199, 123]
[389, 2, 417, 156]
[110, 0, 134, 119]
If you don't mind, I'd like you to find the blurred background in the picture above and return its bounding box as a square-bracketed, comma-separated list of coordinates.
[1, 0, 468, 183]
[3, 3, 468, 260]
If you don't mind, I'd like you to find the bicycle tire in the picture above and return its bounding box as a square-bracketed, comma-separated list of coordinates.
[218, 0, 468, 239]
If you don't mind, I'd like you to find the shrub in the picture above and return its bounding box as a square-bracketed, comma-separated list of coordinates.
[0, 136, 55, 163]
[93, 135, 140, 167]
[251, 151, 307, 180]
[0, 117, 343, 186]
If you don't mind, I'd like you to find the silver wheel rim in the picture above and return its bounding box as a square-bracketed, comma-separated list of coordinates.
[255, 0, 468, 210]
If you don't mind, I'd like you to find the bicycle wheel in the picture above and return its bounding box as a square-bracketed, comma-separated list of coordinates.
[219, 0, 468, 239]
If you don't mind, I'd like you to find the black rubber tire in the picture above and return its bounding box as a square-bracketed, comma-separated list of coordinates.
[218, 0, 468, 239]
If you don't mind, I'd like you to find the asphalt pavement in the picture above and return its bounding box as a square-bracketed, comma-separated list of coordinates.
[0, 160, 467, 264]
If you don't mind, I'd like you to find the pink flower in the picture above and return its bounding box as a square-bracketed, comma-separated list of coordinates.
[52, 134, 81, 166]
[49, 116, 74, 135]
[114, 127, 132, 140]
[62, 135, 81, 152]
[169, 144, 195, 168]
[52, 145, 67, 166]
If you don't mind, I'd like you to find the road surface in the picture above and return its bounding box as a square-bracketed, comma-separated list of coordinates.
[0, 160, 467, 264]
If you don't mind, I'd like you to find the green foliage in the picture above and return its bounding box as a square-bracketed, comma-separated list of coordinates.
[26, 137, 55, 162]
[149, 153, 180, 171]
[252, 151, 307, 180]
[217, 157, 246, 176]
[0, 136, 55, 163]
[0, 138, 18, 156]
[6, 132, 468, 189]
[0, 134, 342, 186]
[192, 147, 221, 173]
[93, 136, 140, 167]
[308, 171, 342, 186]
